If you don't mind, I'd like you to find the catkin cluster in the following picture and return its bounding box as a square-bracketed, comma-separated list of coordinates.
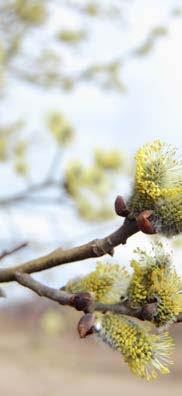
[65, 141, 182, 381]
[65, 242, 182, 380]
[127, 242, 182, 327]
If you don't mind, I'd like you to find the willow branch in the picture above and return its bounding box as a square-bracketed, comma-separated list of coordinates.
[0, 147, 64, 207]
[15, 272, 72, 306]
[14, 272, 137, 314]
[7, 17, 171, 92]
[0, 242, 28, 261]
[0, 180, 61, 207]
[0, 217, 139, 283]
[14, 273, 182, 324]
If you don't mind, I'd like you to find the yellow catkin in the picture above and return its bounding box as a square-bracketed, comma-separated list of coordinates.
[153, 192, 182, 236]
[94, 149, 123, 170]
[127, 242, 182, 327]
[127, 140, 182, 236]
[66, 262, 129, 304]
[94, 313, 174, 381]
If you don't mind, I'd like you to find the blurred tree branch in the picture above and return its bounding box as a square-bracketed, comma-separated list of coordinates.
[0, 180, 63, 206]
[6, 24, 169, 92]
[0, 0, 174, 92]
[0, 242, 28, 260]
[0, 0, 179, 226]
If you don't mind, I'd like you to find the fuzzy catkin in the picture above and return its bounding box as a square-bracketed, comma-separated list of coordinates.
[94, 313, 174, 381]
[127, 140, 182, 236]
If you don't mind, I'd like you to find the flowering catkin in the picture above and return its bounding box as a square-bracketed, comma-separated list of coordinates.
[93, 313, 174, 381]
[65, 262, 129, 304]
[127, 242, 182, 327]
[127, 140, 182, 236]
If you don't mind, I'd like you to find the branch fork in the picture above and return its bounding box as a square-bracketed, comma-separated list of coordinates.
[0, 196, 181, 333]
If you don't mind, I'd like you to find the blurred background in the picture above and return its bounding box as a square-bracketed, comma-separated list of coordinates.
[0, 1, 182, 395]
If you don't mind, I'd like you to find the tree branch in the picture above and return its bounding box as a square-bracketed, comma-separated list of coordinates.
[0, 217, 139, 283]
[0, 180, 61, 207]
[1, 202, 181, 327]
[15, 272, 72, 306]
[0, 242, 28, 261]
[14, 272, 182, 324]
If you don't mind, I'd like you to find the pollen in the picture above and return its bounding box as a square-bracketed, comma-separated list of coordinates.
[127, 242, 182, 327]
[65, 262, 129, 304]
[94, 313, 174, 381]
[127, 140, 182, 236]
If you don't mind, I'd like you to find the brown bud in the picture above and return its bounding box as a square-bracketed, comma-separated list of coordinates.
[70, 292, 92, 312]
[114, 196, 130, 217]
[78, 313, 95, 338]
[137, 210, 156, 234]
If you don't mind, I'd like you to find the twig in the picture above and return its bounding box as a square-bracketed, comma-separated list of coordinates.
[46, 148, 62, 181]
[7, 15, 171, 92]
[14, 273, 182, 323]
[0, 180, 60, 207]
[0, 197, 180, 327]
[15, 272, 72, 305]
[0, 242, 28, 261]
[14, 272, 136, 314]
[0, 217, 139, 283]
